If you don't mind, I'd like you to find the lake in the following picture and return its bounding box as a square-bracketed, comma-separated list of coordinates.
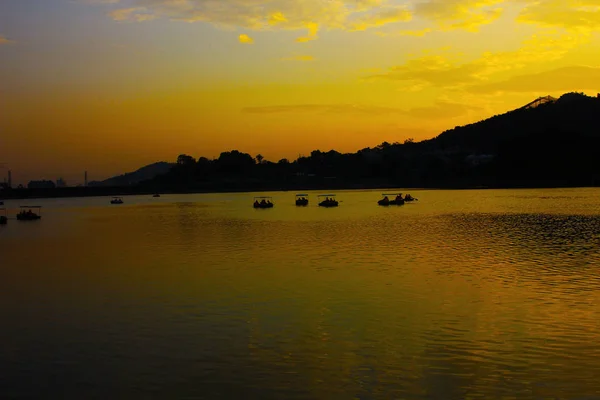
[1, 188, 600, 399]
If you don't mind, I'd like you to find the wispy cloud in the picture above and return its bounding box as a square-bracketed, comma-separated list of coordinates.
[375, 27, 432, 36]
[518, 0, 600, 31]
[468, 66, 600, 94]
[0, 35, 14, 45]
[295, 22, 319, 43]
[91, 0, 600, 40]
[346, 6, 412, 31]
[280, 55, 315, 61]
[366, 31, 590, 89]
[407, 101, 481, 119]
[414, 0, 505, 31]
[243, 103, 405, 115]
[109, 7, 156, 22]
[238, 34, 254, 44]
[96, 0, 417, 38]
[78, 0, 121, 4]
[242, 101, 480, 119]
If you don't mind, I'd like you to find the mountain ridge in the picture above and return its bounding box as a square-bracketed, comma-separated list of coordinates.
[89, 162, 174, 187]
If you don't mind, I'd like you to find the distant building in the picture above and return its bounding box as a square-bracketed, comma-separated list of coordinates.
[56, 177, 67, 188]
[28, 180, 56, 189]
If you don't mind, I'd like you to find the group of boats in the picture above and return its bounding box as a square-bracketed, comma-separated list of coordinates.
[377, 193, 417, 206]
[0, 206, 42, 225]
[0, 192, 419, 224]
[253, 193, 417, 208]
[255, 194, 340, 208]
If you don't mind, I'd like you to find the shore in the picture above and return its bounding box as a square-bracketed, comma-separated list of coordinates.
[1, 180, 597, 200]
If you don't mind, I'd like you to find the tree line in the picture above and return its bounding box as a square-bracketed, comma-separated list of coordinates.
[143, 93, 600, 190]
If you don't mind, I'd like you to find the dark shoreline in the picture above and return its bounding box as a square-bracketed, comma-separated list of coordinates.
[1, 181, 597, 200]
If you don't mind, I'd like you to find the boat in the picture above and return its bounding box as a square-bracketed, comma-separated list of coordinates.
[404, 194, 418, 202]
[16, 206, 42, 221]
[153, 194, 161, 198]
[379, 193, 404, 206]
[295, 194, 309, 206]
[110, 197, 124, 204]
[0, 207, 7, 225]
[318, 194, 339, 207]
[253, 196, 274, 208]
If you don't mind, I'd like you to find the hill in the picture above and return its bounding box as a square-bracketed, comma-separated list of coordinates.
[423, 92, 600, 153]
[143, 92, 600, 190]
[89, 162, 173, 187]
[46, 92, 600, 194]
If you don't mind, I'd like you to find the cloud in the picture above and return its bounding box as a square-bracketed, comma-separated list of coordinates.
[105, 0, 371, 30]
[280, 55, 315, 61]
[242, 101, 480, 119]
[406, 101, 481, 119]
[95, 0, 600, 38]
[268, 12, 287, 25]
[346, 6, 412, 31]
[79, 0, 121, 4]
[243, 103, 406, 115]
[414, 0, 505, 31]
[518, 0, 600, 31]
[375, 27, 432, 36]
[97, 0, 417, 36]
[367, 31, 589, 88]
[109, 7, 156, 22]
[366, 55, 486, 87]
[468, 66, 600, 94]
[238, 34, 254, 44]
[0, 35, 14, 45]
[295, 22, 319, 43]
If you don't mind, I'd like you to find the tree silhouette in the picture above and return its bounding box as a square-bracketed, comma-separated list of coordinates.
[141, 92, 600, 191]
[177, 154, 196, 166]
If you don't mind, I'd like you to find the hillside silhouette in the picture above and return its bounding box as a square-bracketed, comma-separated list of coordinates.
[424, 92, 600, 153]
[89, 162, 173, 187]
[141, 92, 600, 191]
[4, 92, 599, 200]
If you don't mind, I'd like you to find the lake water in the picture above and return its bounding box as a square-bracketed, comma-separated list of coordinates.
[1, 188, 600, 399]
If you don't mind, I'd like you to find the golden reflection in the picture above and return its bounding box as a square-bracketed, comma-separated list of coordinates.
[1, 189, 600, 397]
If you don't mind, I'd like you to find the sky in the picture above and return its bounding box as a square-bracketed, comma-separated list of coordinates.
[1, 0, 600, 184]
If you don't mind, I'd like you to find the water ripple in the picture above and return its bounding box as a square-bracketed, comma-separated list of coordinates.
[2, 189, 600, 398]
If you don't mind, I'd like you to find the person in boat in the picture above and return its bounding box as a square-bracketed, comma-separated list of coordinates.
[395, 194, 403, 202]
[384, 196, 389, 202]
[260, 199, 267, 206]
[254, 200, 260, 207]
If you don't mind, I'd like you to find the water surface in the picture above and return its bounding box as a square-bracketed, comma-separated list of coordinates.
[1, 188, 600, 399]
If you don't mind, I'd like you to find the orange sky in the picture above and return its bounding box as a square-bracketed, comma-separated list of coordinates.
[1, 0, 600, 184]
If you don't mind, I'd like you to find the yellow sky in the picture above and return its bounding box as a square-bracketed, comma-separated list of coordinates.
[1, 0, 600, 183]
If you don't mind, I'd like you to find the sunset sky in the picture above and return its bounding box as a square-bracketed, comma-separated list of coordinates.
[1, 0, 600, 184]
